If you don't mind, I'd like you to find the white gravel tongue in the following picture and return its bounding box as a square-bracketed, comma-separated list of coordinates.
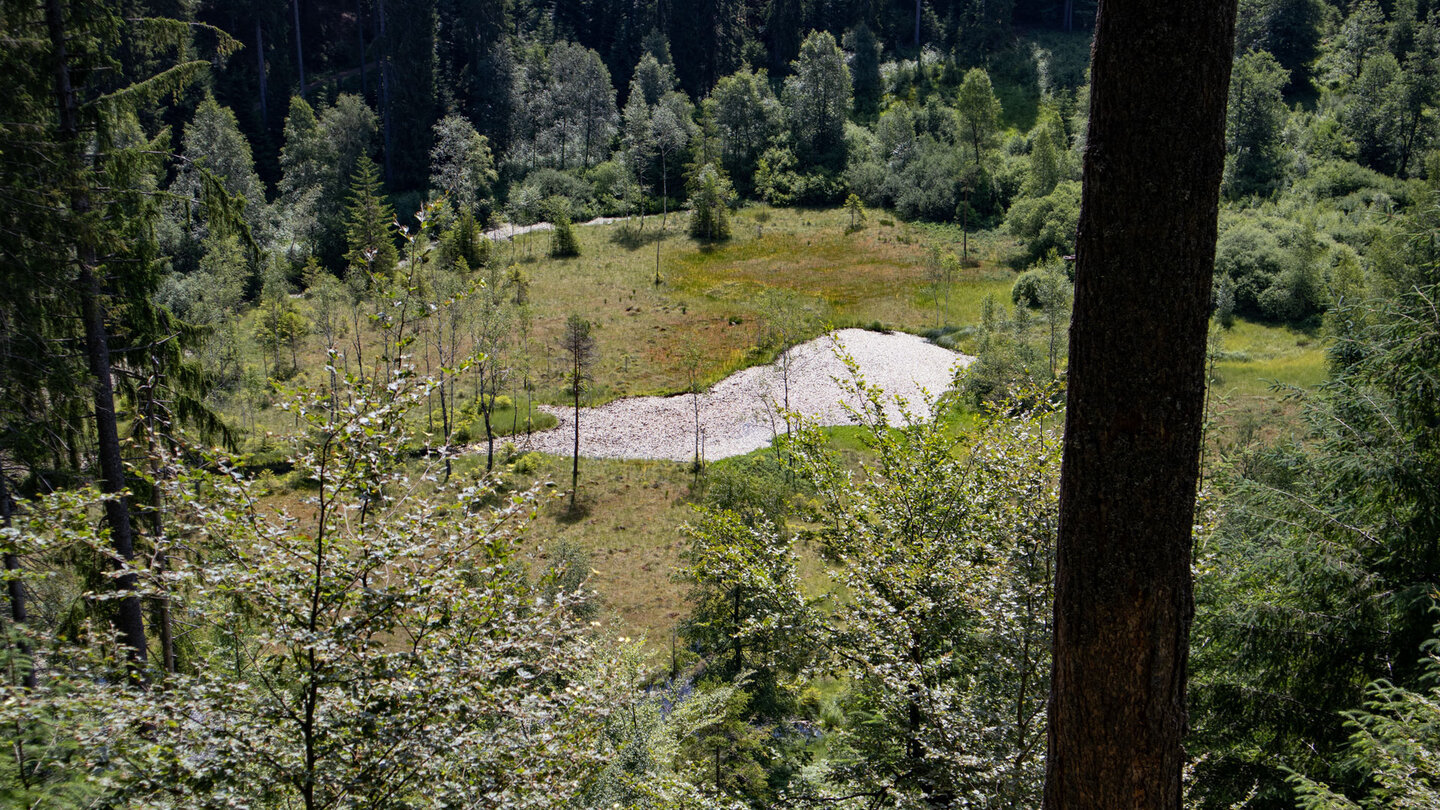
[516, 328, 975, 462]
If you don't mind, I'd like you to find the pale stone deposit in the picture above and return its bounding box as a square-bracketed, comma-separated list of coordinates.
[515, 328, 974, 461]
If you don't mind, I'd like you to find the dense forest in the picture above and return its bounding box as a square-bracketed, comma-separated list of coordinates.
[2, 0, 1440, 807]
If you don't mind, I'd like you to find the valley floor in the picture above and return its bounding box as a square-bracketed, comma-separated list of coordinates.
[512, 328, 973, 461]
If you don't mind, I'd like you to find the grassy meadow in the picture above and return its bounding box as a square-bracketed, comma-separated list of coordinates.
[223, 204, 1331, 644]
[502, 204, 1016, 405]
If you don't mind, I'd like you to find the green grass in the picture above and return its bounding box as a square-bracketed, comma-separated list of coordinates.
[454, 400, 558, 443]
[1210, 317, 1328, 398]
[509, 205, 1022, 405]
[505, 453, 702, 644]
[224, 204, 1340, 651]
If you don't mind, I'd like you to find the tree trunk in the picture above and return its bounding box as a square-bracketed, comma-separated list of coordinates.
[356, 0, 367, 99]
[292, 0, 305, 97]
[483, 401, 494, 472]
[2, 471, 36, 690]
[142, 360, 176, 677]
[47, 0, 148, 679]
[378, 0, 393, 183]
[1043, 2, 1236, 808]
[256, 19, 268, 125]
[79, 266, 149, 678]
[570, 383, 580, 510]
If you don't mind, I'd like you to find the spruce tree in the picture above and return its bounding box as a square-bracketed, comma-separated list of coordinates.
[344, 156, 399, 276]
[549, 199, 581, 258]
[688, 163, 734, 240]
[0, 0, 234, 678]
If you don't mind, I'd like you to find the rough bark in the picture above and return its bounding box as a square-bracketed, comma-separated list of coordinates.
[79, 265, 150, 677]
[1043, 2, 1237, 808]
[2, 471, 36, 690]
[47, 0, 149, 678]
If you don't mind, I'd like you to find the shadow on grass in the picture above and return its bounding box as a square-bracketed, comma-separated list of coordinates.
[557, 498, 591, 524]
[610, 224, 665, 249]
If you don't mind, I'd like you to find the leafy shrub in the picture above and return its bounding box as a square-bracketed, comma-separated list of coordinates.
[1006, 180, 1081, 263]
[1298, 159, 1407, 203]
[1214, 215, 1328, 323]
[844, 159, 888, 206]
[688, 163, 735, 240]
[511, 168, 594, 223]
[891, 136, 965, 221]
[1011, 264, 1070, 309]
[703, 453, 796, 528]
[512, 451, 543, 476]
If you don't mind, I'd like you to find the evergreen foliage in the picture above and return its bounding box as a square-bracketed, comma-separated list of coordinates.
[549, 199, 581, 257]
[1191, 208, 1440, 806]
[343, 156, 398, 276]
[688, 163, 734, 240]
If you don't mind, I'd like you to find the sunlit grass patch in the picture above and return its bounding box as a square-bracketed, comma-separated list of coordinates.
[1209, 317, 1328, 398]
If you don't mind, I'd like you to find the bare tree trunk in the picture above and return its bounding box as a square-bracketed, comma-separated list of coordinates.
[144, 359, 175, 677]
[356, 0, 367, 99]
[78, 266, 149, 678]
[292, 0, 305, 97]
[255, 19, 268, 125]
[570, 385, 580, 509]
[377, 0, 392, 183]
[1043, 2, 1236, 808]
[483, 396, 495, 472]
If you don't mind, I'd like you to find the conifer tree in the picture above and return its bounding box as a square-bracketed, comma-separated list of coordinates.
[0, 0, 235, 678]
[344, 156, 399, 276]
[688, 163, 734, 240]
[549, 199, 581, 258]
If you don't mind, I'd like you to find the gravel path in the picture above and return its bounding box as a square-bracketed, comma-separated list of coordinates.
[513, 329, 974, 462]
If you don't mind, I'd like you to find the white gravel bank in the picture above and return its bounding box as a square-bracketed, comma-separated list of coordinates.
[515, 328, 974, 462]
[484, 215, 627, 241]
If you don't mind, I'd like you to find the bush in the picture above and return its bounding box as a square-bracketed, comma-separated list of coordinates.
[511, 168, 594, 223]
[512, 451, 543, 476]
[1213, 215, 1327, 323]
[755, 146, 845, 206]
[1011, 264, 1070, 309]
[1297, 159, 1406, 203]
[1006, 180, 1081, 263]
[703, 453, 796, 528]
[891, 137, 964, 221]
[844, 159, 888, 206]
